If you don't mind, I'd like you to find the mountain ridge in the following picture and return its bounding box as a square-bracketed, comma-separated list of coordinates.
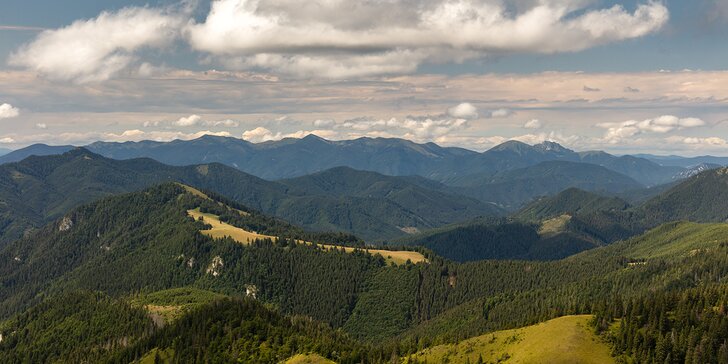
[2, 136, 688, 187]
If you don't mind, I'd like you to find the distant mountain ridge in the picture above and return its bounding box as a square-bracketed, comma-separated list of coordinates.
[635, 154, 728, 168]
[2, 136, 688, 187]
[0, 149, 500, 244]
[0, 144, 74, 164]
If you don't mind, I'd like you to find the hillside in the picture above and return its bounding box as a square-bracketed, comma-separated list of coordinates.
[394, 220, 728, 345]
[514, 188, 631, 222]
[637, 167, 728, 224]
[0, 291, 154, 363]
[0, 290, 377, 364]
[454, 161, 643, 209]
[407, 315, 613, 364]
[0, 183, 388, 323]
[4, 182, 728, 362]
[398, 215, 606, 262]
[0, 149, 499, 243]
[279, 167, 501, 231]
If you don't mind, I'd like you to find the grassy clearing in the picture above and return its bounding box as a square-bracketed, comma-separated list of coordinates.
[189, 208, 270, 244]
[188, 208, 426, 265]
[538, 214, 572, 236]
[137, 348, 175, 364]
[625, 222, 728, 260]
[131, 287, 227, 325]
[283, 353, 336, 364]
[178, 183, 209, 199]
[406, 315, 614, 364]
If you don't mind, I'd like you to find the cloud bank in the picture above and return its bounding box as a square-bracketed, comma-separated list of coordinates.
[9, 0, 669, 81]
[599, 115, 706, 143]
[9, 6, 186, 83]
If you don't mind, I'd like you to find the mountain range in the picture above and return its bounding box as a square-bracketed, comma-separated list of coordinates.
[0, 149, 500, 244]
[0, 136, 707, 188]
[3, 175, 728, 362]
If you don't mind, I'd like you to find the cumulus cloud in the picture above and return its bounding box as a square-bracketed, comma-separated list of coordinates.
[447, 103, 479, 119]
[0, 137, 15, 144]
[666, 136, 727, 146]
[242, 127, 281, 143]
[241, 103, 475, 144]
[35, 123, 47, 129]
[523, 119, 543, 129]
[11, 0, 668, 80]
[330, 103, 474, 141]
[313, 119, 336, 128]
[9, 6, 186, 83]
[509, 132, 582, 147]
[186, 0, 668, 78]
[489, 108, 514, 118]
[241, 126, 338, 143]
[174, 115, 240, 127]
[0, 103, 20, 119]
[599, 115, 706, 143]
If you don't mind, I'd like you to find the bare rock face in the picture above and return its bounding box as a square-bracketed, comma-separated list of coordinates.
[245, 284, 258, 299]
[206, 256, 224, 277]
[59, 216, 73, 232]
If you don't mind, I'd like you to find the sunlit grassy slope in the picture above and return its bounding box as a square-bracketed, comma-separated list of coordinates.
[623, 221, 728, 260]
[406, 315, 614, 364]
[131, 287, 227, 324]
[187, 208, 426, 265]
[284, 353, 337, 364]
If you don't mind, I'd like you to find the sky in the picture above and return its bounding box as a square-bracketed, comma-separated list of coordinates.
[1, 0, 728, 156]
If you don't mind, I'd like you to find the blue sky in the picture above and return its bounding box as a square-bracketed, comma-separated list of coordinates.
[1, 0, 728, 155]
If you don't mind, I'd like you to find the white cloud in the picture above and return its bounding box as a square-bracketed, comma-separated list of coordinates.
[509, 132, 582, 147]
[313, 119, 336, 128]
[0, 137, 15, 144]
[599, 115, 706, 143]
[241, 103, 474, 144]
[242, 127, 282, 143]
[175, 114, 203, 127]
[174, 115, 240, 127]
[0, 103, 20, 119]
[447, 103, 479, 119]
[10, 1, 669, 80]
[187, 0, 668, 78]
[330, 104, 473, 141]
[666, 136, 727, 146]
[523, 119, 543, 129]
[489, 108, 514, 118]
[241, 126, 338, 143]
[9, 6, 185, 83]
[35, 123, 47, 129]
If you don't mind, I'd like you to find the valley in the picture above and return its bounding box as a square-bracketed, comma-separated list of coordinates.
[0, 139, 728, 363]
[3, 2, 727, 361]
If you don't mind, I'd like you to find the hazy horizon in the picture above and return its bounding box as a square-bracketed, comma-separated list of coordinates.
[2, 0, 728, 156]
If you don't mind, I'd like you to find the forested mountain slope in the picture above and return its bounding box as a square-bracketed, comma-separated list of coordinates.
[0, 149, 499, 244]
[3, 182, 728, 362]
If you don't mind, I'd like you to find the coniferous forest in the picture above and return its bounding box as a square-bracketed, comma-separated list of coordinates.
[2, 151, 728, 363]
